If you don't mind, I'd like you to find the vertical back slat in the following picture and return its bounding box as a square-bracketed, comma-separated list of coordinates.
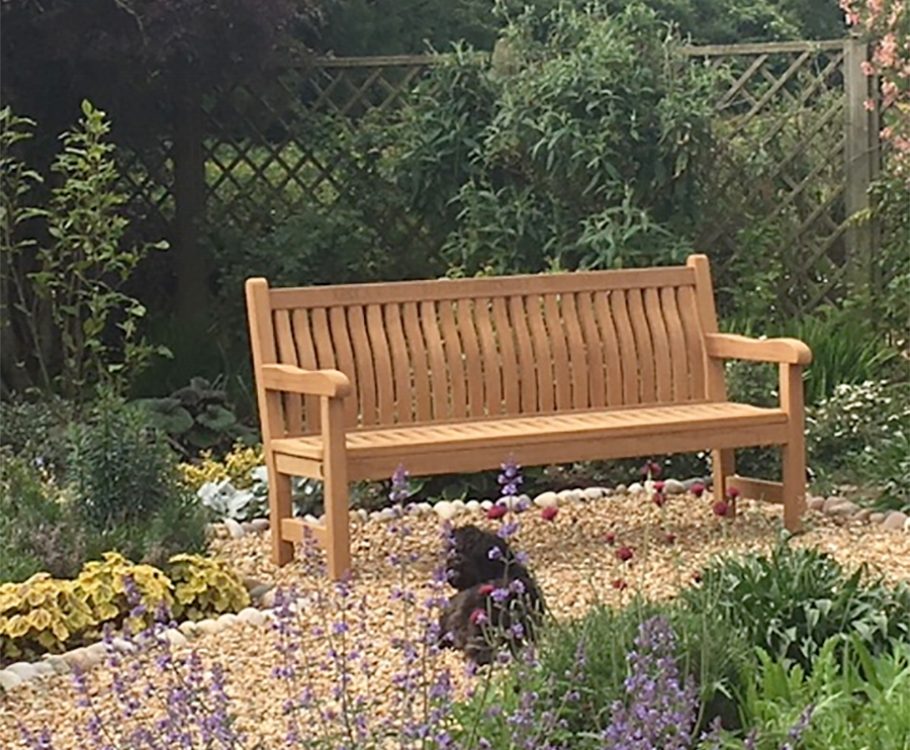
[660, 287, 691, 401]
[366, 304, 396, 424]
[492, 298, 519, 415]
[327, 306, 359, 427]
[474, 298, 503, 417]
[274, 310, 305, 435]
[677, 286, 707, 400]
[592, 292, 624, 406]
[543, 295, 572, 411]
[644, 288, 673, 403]
[576, 292, 605, 408]
[346, 305, 378, 425]
[626, 289, 656, 404]
[420, 300, 449, 419]
[456, 300, 485, 417]
[609, 291, 640, 404]
[560, 293, 589, 411]
[526, 296, 555, 412]
[384, 304, 414, 423]
[508, 296, 537, 414]
[402, 302, 433, 421]
[439, 301, 468, 419]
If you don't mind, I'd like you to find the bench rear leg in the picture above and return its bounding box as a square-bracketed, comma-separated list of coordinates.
[781, 440, 806, 532]
[267, 457, 295, 566]
[322, 397, 352, 580]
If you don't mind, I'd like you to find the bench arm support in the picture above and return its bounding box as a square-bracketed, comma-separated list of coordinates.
[704, 333, 812, 366]
[261, 364, 353, 399]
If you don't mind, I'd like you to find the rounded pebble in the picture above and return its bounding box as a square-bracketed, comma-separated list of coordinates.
[534, 491, 559, 509]
[6, 662, 38, 682]
[223, 518, 245, 539]
[249, 518, 270, 533]
[112, 636, 137, 654]
[663, 479, 686, 495]
[583, 487, 604, 501]
[43, 655, 71, 675]
[433, 501, 459, 521]
[627, 482, 643, 495]
[162, 629, 189, 648]
[481, 500, 494, 511]
[178, 620, 199, 637]
[807, 496, 825, 511]
[31, 661, 55, 679]
[195, 619, 221, 636]
[465, 500, 481, 513]
[615, 484, 628, 494]
[0, 669, 23, 691]
[882, 511, 909, 531]
[238, 607, 267, 626]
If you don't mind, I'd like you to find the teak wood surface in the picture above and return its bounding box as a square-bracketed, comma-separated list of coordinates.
[246, 254, 811, 579]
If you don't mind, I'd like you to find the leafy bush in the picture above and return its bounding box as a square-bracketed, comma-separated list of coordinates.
[684, 542, 910, 674]
[0, 396, 75, 480]
[134, 376, 257, 457]
[68, 393, 207, 564]
[180, 444, 264, 491]
[168, 554, 250, 620]
[1, 552, 249, 663]
[712, 637, 910, 749]
[0, 452, 85, 581]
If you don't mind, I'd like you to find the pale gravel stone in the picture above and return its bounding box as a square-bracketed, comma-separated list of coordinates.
[451, 500, 466, 512]
[823, 496, 848, 513]
[162, 629, 189, 648]
[627, 482, 643, 495]
[904, 517, 910, 533]
[223, 518, 245, 539]
[807, 496, 825, 511]
[663, 479, 686, 495]
[83, 644, 107, 667]
[43, 655, 70, 675]
[0, 669, 23, 691]
[238, 607, 267, 627]
[241, 521, 257, 534]
[112, 637, 137, 654]
[854, 508, 873, 523]
[870, 512, 886, 524]
[433, 501, 458, 521]
[178, 621, 199, 637]
[195, 619, 222, 636]
[465, 500, 481, 513]
[414, 502, 433, 516]
[217, 613, 241, 630]
[31, 661, 55, 679]
[534, 491, 559, 509]
[826, 500, 860, 516]
[481, 500, 493, 511]
[6, 662, 38, 682]
[61, 648, 93, 671]
[356, 509, 369, 522]
[259, 589, 278, 609]
[682, 477, 707, 491]
[583, 487, 604, 501]
[249, 518, 270, 533]
[376, 508, 397, 522]
[615, 484, 628, 494]
[882, 511, 909, 531]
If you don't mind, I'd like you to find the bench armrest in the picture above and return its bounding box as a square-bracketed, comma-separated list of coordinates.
[261, 364, 353, 398]
[704, 333, 812, 366]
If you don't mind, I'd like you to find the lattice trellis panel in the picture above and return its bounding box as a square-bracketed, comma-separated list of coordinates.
[683, 41, 854, 316]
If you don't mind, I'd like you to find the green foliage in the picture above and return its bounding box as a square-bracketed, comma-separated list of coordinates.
[684, 541, 910, 674]
[167, 554, 250, 620]
[0, 102, 168, 400]
[387, 5, 719, 277]
[134, 376, 257, 457]
[68, 393, 207, 565]
[0, 396, 76, 479]
[709, 637, 910, 749]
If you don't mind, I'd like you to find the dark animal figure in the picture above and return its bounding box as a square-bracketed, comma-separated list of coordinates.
[439, 524, 545, 665]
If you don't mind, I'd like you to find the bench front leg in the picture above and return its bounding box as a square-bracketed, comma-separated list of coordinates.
[321, 396, 352, 580]
[779, 362, 807, 531]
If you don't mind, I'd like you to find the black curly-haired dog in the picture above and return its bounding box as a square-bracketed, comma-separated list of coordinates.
[439, 524, 544, 664]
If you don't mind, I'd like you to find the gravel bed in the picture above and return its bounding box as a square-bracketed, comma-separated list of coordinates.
[3, 491, 910, 748]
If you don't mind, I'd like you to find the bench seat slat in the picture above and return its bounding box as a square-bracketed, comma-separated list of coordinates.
[271, 403, 788, 468]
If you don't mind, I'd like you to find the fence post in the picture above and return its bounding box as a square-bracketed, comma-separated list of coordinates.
[843, 37, 880, 299]
[172, 82, 209, 323]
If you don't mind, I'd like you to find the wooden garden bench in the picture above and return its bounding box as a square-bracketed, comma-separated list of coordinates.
[246, 254, 811, 579]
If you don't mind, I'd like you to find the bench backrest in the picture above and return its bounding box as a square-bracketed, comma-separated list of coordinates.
[247, 258, 720, 435]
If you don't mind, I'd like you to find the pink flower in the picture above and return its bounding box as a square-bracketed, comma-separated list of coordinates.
[865, 98, 877, 112]
[611, 578, 628, 591]
[469, 609, 488, 625]
[615, 546, 634, 563]
[712, 500, 732, 518]
[663, 532, 677, 545]
[692, 571, 703, 584]
[726, 486, 741, 500]
[652, 491, 667, 508]
[487, 504, 508, 520]
[541, 506, 558, 522]
[861, 60, 876, 76]
[690, 481, 705, 498]
[478, 584, 494, 596]
[653, 480, 665, 492]
[604, 531, 616, 545]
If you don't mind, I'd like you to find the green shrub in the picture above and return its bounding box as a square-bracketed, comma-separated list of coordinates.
[684, 542, 910, 674]
[0, 451, 85, 581]
[0, 396, 75, 480]
[68, 393, 207, 564]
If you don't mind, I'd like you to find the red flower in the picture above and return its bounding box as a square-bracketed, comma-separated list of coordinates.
[478, 584, 495, 596]
[611, 578, 628, 590]
[652, 491, 667, 508]
[541, 506, 558, 522]
[653, 480, 666, 492]
[690, 481, 705, 498]
[615, 546, 634, 563]
[604, 532, 616, 545]
[726, 486, 741, 500]
[663, 532, 677, 545]
[692, 571, 703, 584]
[487, 504, 508, 520]
[469, 609, 488, 625]
[640, 460, 662, 479]
[712, 500, 732, 518]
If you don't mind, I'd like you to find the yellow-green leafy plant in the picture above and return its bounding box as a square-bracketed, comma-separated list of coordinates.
[0, 574, 95, 662]
[75, 551, 174, 637]
[179, 444, 263, 492]
[167, 554, 250, 620]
